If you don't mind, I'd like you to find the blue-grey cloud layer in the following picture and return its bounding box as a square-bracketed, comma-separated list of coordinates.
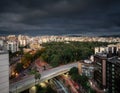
[0, 0, 120, 36]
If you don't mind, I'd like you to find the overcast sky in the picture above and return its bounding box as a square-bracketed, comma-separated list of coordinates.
[0, 0, 120, 36]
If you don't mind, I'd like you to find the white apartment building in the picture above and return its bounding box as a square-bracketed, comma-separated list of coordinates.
[19, 39, 27, 46]
[18, 35, 28, 46]
[95, 43, 120, 55]
[0, 51, 9, 93]
[94, 47, 107, 54]
[0, 40, 4, 47]
[6, 41, 19, 53]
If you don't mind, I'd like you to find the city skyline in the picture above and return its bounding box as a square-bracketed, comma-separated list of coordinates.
[0, 0, 120, 36]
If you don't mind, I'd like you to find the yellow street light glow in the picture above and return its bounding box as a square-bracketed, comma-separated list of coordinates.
[40, 83, 46, 87]
[64, 74, 68, 77]
[31, 86, 36, 90]
[29, 86, 36, 93]
[16, 73, 18, 77]
[12, 72, 15, 75]
[45, 80, 48, 83]
[63, 73, 69, 77]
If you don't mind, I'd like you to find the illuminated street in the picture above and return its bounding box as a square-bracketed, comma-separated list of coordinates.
[10, 62, 78, 93]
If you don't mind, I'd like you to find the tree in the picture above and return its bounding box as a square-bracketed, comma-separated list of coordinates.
[21, 53, 33, 68]
[35, 72, 41, 80]
[34, 49, 45, 59]
[31, 67, 41, 85]
[41, 41, 110, 67]
[50, 54, 60, 67]
[71, 74, 81, 82]
[69, 67, 78, 75]
[24, 53, 33, 62]
[15, 63, 24, 73]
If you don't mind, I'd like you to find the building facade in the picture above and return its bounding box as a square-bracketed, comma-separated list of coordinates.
[0, 51, 9, 93]
[18, 35, 28, 47]
[94, 43, 120, 93]
[6, 41, 19, 53]
[78, 62, 95, 78]
[94, 43, 120, 57]
[0, 40, 4, 47]
[107, 57, 120, 93]
[94, 54, 107, 89]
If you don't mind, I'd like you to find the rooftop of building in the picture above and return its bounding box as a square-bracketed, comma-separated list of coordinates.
[107, 56, 120, 64]
[78, 61, 95, 67]
[94, 53, 107, 59]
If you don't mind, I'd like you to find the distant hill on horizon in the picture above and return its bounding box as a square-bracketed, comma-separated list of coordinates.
[99, 35, 120, 38]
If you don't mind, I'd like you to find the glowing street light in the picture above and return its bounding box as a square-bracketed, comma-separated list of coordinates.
[29, 86, 36, 93]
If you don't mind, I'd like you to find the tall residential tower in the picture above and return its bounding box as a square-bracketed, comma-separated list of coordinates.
[0, 50, 9, 93]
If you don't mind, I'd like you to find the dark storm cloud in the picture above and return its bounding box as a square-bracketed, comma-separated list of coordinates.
[0, 0, 116, 15]
[0, 0, 120, 36]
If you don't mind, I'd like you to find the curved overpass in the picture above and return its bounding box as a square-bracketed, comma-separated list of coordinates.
[10, 62, 78, 93]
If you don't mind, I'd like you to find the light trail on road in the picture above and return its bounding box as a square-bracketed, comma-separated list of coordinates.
[50, 78, 69, 93]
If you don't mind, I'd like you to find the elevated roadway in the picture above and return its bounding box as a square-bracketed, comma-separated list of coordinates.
[10, 62, 78, 93]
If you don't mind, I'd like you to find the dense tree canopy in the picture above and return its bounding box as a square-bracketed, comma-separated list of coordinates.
[41, 42, 109, 67]
[21, 53, 33, 68]
[15, 63, 24, 73]
[69, 67, 78, 75]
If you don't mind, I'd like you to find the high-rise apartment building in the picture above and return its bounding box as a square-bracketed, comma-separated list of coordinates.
[94, 43, 120, 93]
[0, 50, 9, 93]
[94, 53, 107, 89]
[107, 57, 120, 93]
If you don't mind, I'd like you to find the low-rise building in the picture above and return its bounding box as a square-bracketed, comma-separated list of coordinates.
[78, 61, 95, 78]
